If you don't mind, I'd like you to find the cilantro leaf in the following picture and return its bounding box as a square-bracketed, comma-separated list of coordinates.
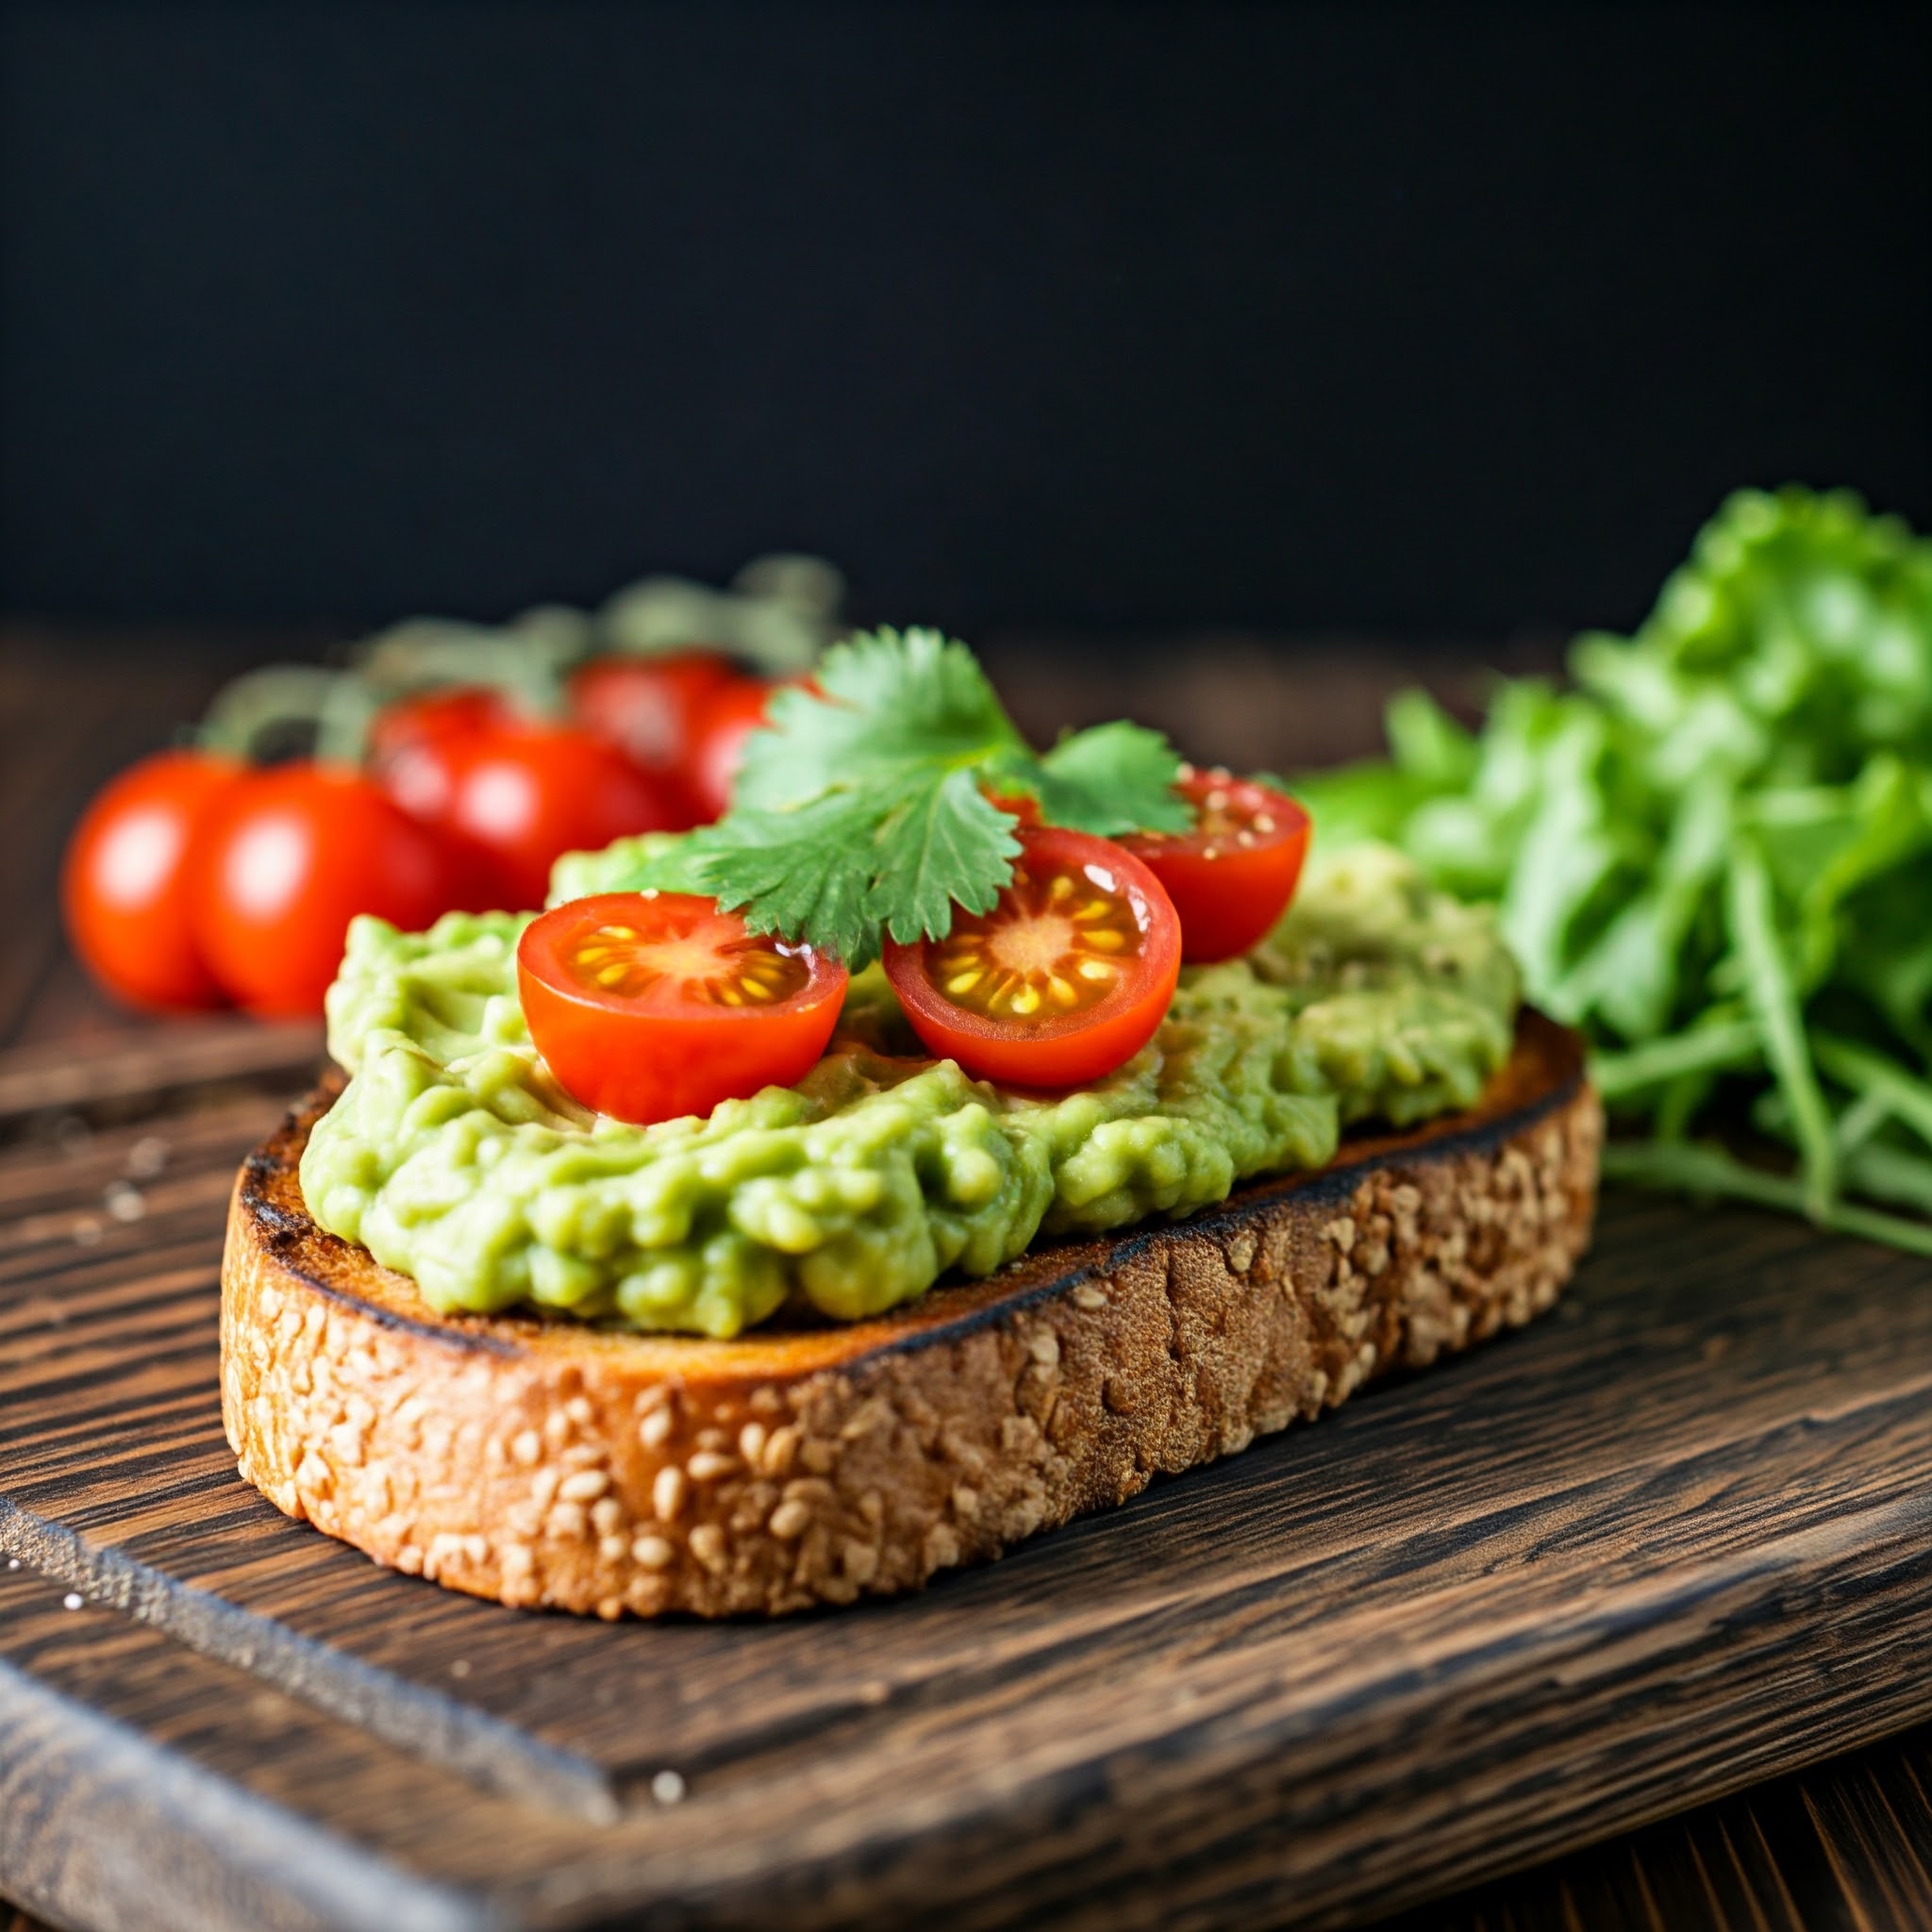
[644, 790, 886, 966]
[1033, 721, 1191, 835]
[869, 768, 1023, 943]
[733, 626, 1024, 811]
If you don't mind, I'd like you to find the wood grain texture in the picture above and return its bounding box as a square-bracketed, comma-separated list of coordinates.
[1380, 1724, 1932, 1932]
[5, 1032, 1932, 1931]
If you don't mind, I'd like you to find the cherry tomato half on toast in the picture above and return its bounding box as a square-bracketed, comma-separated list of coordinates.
[1119, 769, 1311, 962]
[61, 748, 247, 1010]
[188, 763, 461, 1017]
[518, 891, 848, 1124]
[883, 827, 1181, 1088]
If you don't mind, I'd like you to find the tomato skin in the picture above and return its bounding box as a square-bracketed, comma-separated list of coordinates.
[982, 789, 1044, 827]
[568, 651, 738, 821]
[61, 749, 247, 1010]
[427, 723, 684, 910]
[188, 763, 462, 1017]
[683, 676, 785, 823]
[368, 687, 515, 822]
[1120, 773, 1311, 963]
[517, 892, 848, 1125]
[882, 828, 1182, 1089]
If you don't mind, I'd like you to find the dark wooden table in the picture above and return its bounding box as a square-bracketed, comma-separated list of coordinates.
[3, 628, 1931, 1932]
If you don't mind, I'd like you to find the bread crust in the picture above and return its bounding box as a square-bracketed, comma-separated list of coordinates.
[221, 1012, 1601, 1618]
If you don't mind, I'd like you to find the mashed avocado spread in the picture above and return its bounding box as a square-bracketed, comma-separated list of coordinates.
[300, 841, 1518, 1338]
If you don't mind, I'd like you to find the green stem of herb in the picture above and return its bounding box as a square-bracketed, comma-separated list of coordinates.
[1832, 1089, 1893, 1158]
[1724, 840, 1837, 1217]
[1591, 1017, 1761, 1101]
[1840, 1141, 1932, 1218]
[1601, 1140, 1932, 1257]
[1813, 1033, 1932, 1153]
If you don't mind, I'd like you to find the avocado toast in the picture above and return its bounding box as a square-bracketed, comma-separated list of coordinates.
[221, 630, 1601, 1616]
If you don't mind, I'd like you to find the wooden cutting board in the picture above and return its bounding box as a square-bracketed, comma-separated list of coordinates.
[3, 1024, 1932, 1932]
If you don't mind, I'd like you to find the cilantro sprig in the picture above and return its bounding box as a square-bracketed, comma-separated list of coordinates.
[625, 626, 1191, 967]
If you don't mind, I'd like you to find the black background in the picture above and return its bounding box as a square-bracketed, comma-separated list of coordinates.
[3, 2, 1928, 647]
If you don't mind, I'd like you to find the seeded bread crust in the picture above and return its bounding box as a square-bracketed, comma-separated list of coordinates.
[221, 1011, 1600, 1619]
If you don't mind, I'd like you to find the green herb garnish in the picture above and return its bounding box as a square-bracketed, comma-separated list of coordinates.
[625, 626, 1191, 967]
[1291, 484, 1932, 1250]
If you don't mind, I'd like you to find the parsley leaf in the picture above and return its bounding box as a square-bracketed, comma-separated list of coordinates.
[621, 625, 1186, 966]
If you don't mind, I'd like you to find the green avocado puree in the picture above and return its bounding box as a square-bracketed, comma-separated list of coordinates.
[300, 841, 1518, 1338]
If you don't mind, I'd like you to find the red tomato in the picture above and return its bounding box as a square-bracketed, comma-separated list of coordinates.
[368, 686, 515, 821]
[517, 892, 849, 1124]
[683, 676, 784, 823]
[882, 827, 1181, 1088]
[428, 723, 684, 911]
[568, 651, 738, 817]
[60, 748, 247, 1010]
[982, 789, 1044, 827]
[1119, 770, 1311, 962]
[188, 763, 461, 1016]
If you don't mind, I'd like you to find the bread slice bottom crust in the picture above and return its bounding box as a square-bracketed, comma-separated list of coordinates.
[221, 1011, 1601, 1618]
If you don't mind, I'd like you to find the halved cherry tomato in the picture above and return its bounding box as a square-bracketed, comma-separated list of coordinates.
[61, 748, 247, 1010]
[188, 762, 462, 1016]
[982, 789, 1043, 827]
[518, 891, 848, 1124]
[882, 827, 1181, 1088]
[368, 686, 516, 821]
[568, 651, 738, 820]
[426, 723, 683, 910]
[1120, 769, 1311, 962]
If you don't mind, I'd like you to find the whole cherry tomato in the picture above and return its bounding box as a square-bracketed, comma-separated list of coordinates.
[61, 748, 247, 1010]
[567, 651, 739, 821]
[518, 891, 848, 1124]
[684, 676, 791, 823]
[188, 763, 463, 1016]
[882, 826, 1181, 1088]
[1119, 770, 1311, 962]
[429, 723, 684, 910]
[367, 686, 516, 821]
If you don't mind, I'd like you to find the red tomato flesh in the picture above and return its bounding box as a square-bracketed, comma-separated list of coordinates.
[883, 827, 1181, 1088]
[518, 892, 849, 1125]
[61, 748, 246, 1010]
[1120, 769, 1311, 962]
[188, 762, 462, 1017]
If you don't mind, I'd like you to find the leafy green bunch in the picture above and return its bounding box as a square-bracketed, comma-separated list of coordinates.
[625, 626, 1191, 968]
[1295, 486, 1932, 1252]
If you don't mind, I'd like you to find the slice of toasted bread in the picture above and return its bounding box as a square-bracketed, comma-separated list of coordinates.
[221, 1011, 1600, 1618]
